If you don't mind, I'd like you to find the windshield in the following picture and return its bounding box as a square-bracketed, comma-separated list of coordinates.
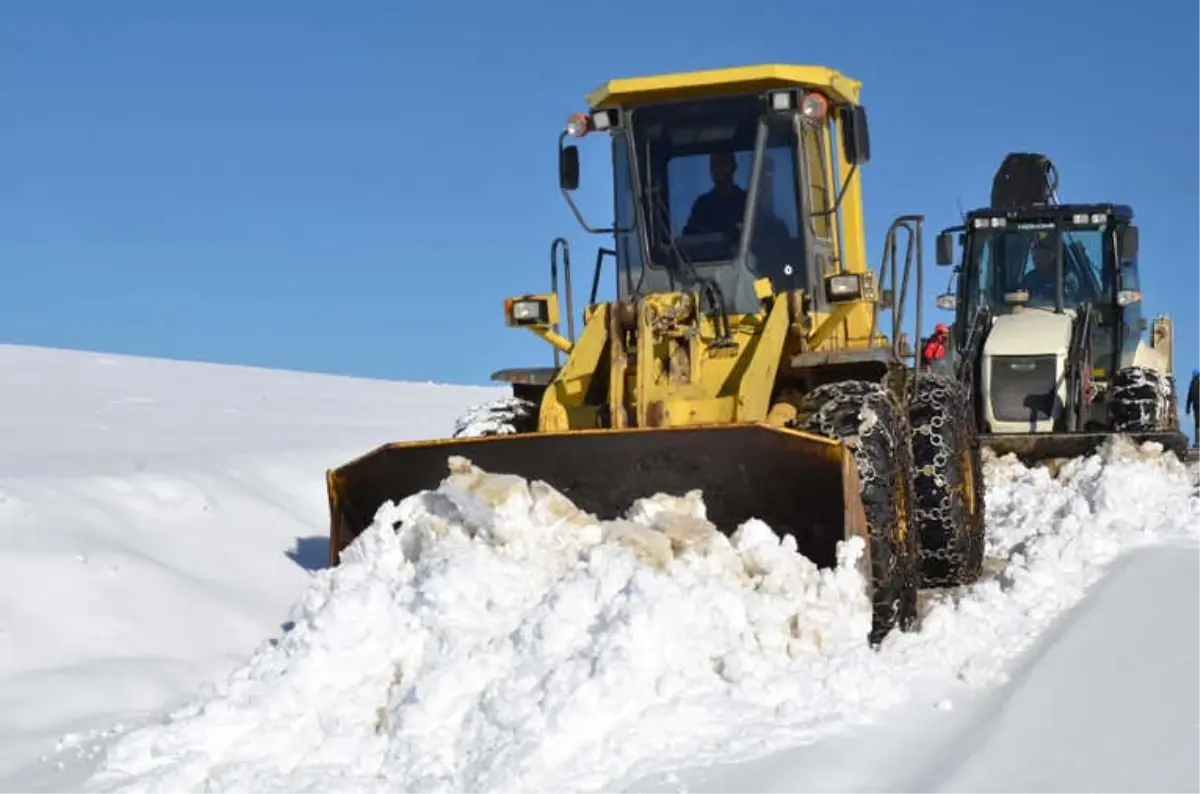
[621, 95, 806, 314]
[966, 224, 1111, 314]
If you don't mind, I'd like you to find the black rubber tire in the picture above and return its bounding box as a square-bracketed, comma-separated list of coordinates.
[791, 380, 920, 646]
[908, 372, 986, 589]
[451, 393, 539, 438]
[1110, 366, 1175, 432]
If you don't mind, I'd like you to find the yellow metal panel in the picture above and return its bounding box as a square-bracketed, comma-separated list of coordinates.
[586, 64, 862, 109]
[539, 396, 570, 431]
[634, 298, 655, 428]
[576, 291, 800, 430]
[836, 131, 868, 277]
[806, 301, 857, 350]
[832, 115, 875, 345]
[608, 302, 629, 428]
[632, 294, 752, 428]
[656, 396, 738, 425]
[541, 302, 610, 431]
[821, 117, 842, 276]
[753, 277, 774, 301]
[735, 294, 790, 421]
[529, 326, 574, 354]
[802, 121, 833, 241]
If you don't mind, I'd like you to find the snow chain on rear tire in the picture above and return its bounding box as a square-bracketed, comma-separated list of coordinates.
[908, 372, 985, 588]
[451, 393, 539, 438]
[1109, 366, 1175, 432]
[789, 380, 919, 646]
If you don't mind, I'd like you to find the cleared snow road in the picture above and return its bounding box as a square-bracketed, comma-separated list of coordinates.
[631, 545, 1200, 793]
[933, 545, 1199, 793]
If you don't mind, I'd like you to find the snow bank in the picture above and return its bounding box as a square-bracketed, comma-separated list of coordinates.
[0, 343, 505, 788]
[86, 457, 876, 793]
[887, 437, 1200, 687]
[85, 438, 1200, 793]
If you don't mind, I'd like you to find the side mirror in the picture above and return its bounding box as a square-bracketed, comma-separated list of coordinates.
[936, 231, 955, 266]
[1118, 225, 1138, 263]
[935, 293, 957, 311]
[559, 145, 580, 192]
[840, 106, 870, 166]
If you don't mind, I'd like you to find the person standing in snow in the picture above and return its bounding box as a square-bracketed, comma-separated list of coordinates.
[1186, 369, 1199, 448]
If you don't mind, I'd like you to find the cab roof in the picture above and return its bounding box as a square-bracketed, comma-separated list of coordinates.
[584, 63, 863, 110]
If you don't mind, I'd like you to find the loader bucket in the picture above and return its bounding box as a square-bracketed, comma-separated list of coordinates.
[980, 429, 1192, 466]
[326, 423, 870, 573]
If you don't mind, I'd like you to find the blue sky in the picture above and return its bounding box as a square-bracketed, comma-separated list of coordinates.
[2, 0, 1196, 398]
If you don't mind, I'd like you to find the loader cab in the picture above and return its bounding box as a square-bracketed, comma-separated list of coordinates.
[936, 204, 1141, 380]
[558, 66, 873, 318]
[617, 95, 810, 314]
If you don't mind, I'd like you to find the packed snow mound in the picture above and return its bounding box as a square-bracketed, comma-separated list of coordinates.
[86, 438, 1199, 793]
[87, 457, 876, 793]
[904, 438, 1200, 686]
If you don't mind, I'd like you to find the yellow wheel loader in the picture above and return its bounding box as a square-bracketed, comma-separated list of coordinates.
[326, 64, 986, 645]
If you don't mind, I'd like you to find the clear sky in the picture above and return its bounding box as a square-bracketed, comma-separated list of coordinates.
[2, 0, 1196, 397]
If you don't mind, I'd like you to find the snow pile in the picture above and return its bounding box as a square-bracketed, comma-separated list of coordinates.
[87, 457, 879, 793]
[85, 438, 1199, 794]
[887, 437, 1200, 688]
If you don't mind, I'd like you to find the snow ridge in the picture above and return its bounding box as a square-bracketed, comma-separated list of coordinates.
[85, 439, 1200, 793]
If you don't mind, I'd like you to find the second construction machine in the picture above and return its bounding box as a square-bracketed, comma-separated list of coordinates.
[933, 153, 1189, 464]
[326, 64, 986, 646]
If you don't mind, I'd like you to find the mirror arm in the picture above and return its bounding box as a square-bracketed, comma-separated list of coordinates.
[557, 130, 632, 236]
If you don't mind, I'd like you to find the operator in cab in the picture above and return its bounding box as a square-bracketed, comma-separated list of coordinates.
[1020, 233, 1079, 304]
[682, 149, 746, 238]
[668, 149, 794, 288]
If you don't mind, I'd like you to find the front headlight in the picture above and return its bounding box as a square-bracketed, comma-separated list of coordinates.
[510, 300, 546, 322]
[1116, 289, 1142, 307]
[824, 274, 862, 302]
[504, 294, 558, 328]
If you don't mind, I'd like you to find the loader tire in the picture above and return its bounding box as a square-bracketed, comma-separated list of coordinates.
[451, 393, 538, 439]
[1110, 366, 1175, 433]
[908, 372, 985, 589]
[791, 380, 919, 646]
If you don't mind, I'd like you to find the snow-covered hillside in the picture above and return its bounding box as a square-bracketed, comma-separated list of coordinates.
[0, 343, 1196, 793]
[0, 344, 506, 790]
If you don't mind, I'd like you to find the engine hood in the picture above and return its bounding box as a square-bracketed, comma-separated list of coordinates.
[983, 309, 1075, 358]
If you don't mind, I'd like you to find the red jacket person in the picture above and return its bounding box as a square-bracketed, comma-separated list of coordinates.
[922, 323, 951, 365]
